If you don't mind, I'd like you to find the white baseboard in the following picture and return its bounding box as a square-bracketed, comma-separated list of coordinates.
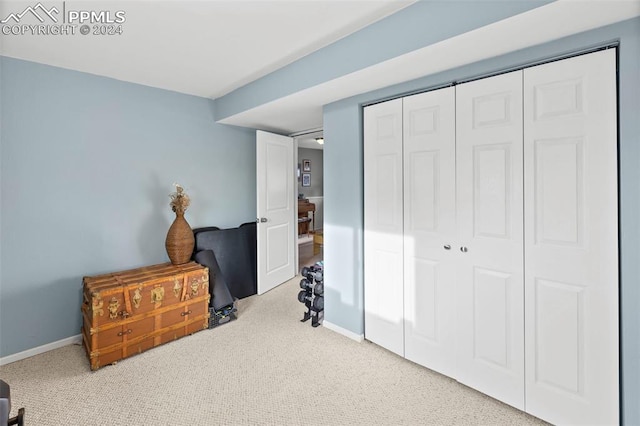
[0, 334, 82, 366]
[322, 320, 364, 342]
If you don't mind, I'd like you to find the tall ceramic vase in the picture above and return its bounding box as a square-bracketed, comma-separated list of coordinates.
[165, 212, 195, 265]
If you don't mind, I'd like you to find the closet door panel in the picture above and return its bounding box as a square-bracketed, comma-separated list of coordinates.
[364, 99, 404, 356]
[455, 70, 525, 410]
[524, 49, 618, 426]
[403, 88, 456, 377]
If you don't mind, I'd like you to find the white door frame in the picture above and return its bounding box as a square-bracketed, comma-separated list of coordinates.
[291, 130, 324, 273]
[293, 136, 299, 274]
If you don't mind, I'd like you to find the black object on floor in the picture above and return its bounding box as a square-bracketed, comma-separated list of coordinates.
[193, 249, 238, 329]
[193, 222, 257, 299]
[0, 380, 25, 426]
[193, 250, 235, 309]
[298, 262, 324, 327]
[209, 305, 237, 328]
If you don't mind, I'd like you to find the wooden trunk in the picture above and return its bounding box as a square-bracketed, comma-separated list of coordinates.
[82, 262, 210, 370]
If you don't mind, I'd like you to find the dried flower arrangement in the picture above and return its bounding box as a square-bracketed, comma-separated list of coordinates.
[169, 183, 190, 214]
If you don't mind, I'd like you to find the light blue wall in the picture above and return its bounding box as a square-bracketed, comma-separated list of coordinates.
[0, 57, 256, 357]
[215, 0, 553, 121]
[297, 148, 323, 198]
[323, 17, 640, 425]
[324, 103, 363, 334]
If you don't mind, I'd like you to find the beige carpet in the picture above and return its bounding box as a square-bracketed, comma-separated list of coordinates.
[0, 275, 547, 425]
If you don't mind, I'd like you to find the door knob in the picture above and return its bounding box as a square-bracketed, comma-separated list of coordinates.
[460, 246, 468, 253]
[444, 245, 451, 250]
[260, 218, 268, 223]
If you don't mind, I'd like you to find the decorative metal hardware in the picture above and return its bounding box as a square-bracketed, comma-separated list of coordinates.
[117, 329, 132, 337]
[92, 296, 104, 318]
[120, 311, 130, 319]
[191, 280, 200, 297]
[180, 310, 193, 317]
[132, 288, 142, 309]
[173, 278, 182, 298]
[151, 286, 165, 306]
[202, 273, 209, 290]
[108, 298, 120, 319]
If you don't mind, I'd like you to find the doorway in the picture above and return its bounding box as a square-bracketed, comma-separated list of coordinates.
[295, 131, 324, 269]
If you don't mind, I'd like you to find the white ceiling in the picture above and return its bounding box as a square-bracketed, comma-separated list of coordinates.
[0, 0, 414, 98]
[219, 0, 640, 133]
[297, 130, 324, 150]
[2, 1, 638, 135]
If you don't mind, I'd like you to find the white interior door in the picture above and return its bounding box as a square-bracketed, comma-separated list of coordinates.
[364, 98, 404, 356]
[523, 49, 618, 425]
[256, 130, 296, 295]
[403, 88, 457, 377]
[455, 70, 525, 409]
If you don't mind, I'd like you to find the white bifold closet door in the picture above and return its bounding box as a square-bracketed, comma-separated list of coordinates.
[455, 70, 525, 410]
[523, 49, 618, 425]
[402, 88, 457, 377]
[364, 98, 404, 357]
[363, 49, 618, 426]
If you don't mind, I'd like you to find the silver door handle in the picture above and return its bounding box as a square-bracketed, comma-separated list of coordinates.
[460, 246, 468, 253]
[444, 245, 451, 250]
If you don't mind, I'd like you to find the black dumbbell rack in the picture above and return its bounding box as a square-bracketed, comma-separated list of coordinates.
[298, 263, 324, 327]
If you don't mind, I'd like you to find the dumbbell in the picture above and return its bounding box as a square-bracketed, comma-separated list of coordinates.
[299, 278, 313, 291]
[300, 278, 323, 295]
[302, 265, 323, 275]
[297, 291, 324, 311]
[301, 266, 317, 276]
[301, 268, 323, 282]
[312, 295, 324, 311]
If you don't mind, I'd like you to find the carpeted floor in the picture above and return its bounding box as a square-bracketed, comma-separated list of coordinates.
[0, 275, 547, 425]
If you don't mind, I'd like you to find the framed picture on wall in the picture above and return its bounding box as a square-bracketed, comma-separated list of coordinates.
[302, 173, 311, 187]
[302, 159, 311, 172]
